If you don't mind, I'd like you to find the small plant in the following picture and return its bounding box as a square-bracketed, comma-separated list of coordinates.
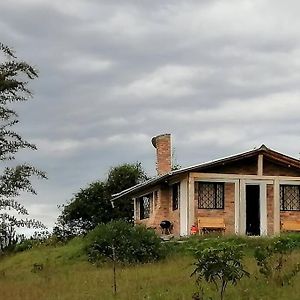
[31, 263, 44, 273]
[254, 237, 300, 286]
[191, 240, 249, 300]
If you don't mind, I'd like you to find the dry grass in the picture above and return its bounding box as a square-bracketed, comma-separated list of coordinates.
[0, 238, 300, 299]
[0, 255, 194, 300]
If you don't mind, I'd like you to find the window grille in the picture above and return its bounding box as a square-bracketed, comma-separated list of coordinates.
[154, 190, 158, 209]
[172, 183, 180, 211]
[198, 182, 224, 209]
[139, 194, 152, 219]
[280, 185, 300, 211]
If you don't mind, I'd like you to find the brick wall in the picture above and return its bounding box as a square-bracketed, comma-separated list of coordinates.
[194, 182, 235, 234]
[152, 134, 172, 175]
[168, 207, 180, 235]
[135, 189, 159, 229]
[264, 159, 300, 176]
[206, 157, 257, 175]
[135, 185, 171, 234]
[153, 185, 181, 235]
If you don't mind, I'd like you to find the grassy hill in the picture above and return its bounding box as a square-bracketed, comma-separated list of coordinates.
[1, 236, 300, 299]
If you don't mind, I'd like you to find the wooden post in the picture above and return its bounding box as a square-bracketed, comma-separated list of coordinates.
[274, 178, 280, 235]
[112, 245, 117, 295]
[258, 154, 263, 176]
[188, 175, 195, 233]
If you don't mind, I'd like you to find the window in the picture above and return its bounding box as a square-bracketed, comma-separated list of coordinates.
[154, 190, 158, 209]
[172, 183, 180, 210]
[280, 185, 300, 211]
[139, 193, 152, 219]
[197, 182, 224, 209]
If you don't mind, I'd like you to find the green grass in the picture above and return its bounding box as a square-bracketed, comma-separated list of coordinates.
[0, 235, 300, 299]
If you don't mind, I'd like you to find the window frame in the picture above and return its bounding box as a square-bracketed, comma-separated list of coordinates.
[197, 182, 225, 210]
[138, 193, 153, 220]
[280, 184, 300, 211]
[171, 182, 180, 211]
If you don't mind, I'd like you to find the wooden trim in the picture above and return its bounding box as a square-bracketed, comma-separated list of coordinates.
[238, 180, 269, 236]
[188, 175, 195, 231]
[235, 181, 240, 234]
[169, 174, 188, 185]
[133, 185, 160, 198]
[258, 154, 263, 176]
[239, 180, 246, 235]
[274, 178, 280, 235]
[179, 179, 188, 236]
[191, 172, 300, 181]
[195, 178, 238, 183]
[279, 180, 300, 185]
[260, 183, 268, 236]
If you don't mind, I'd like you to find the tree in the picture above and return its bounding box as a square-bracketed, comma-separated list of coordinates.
[54, 163, 148, 239]
[192, 241, 249, 300]
[106, 162, 148, 222]
[55, 181, 111, 238]
[0, 43, 46, 250]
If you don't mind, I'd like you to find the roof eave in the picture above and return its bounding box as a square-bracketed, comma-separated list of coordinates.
[111, 145, 300, 201]
[111, 173, 171, 201]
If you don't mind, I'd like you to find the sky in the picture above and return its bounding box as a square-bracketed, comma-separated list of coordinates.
[1, 0, 300, 230]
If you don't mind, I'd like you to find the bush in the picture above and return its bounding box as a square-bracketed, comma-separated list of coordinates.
[192, 240, 249, 300]
[85, 220, 164, 264]
[14, 239, 37, 252]
[254, 236, 300, 286]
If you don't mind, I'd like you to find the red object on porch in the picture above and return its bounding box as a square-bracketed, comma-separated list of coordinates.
[190, 225, 198, 235]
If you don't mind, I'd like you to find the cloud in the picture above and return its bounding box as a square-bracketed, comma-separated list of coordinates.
[32, 133, 150, 158]
[60, 57, 114, 74]
[114, 65, 201, 98]
[1, 0, 300, 230]
[150, 93, 300, 125]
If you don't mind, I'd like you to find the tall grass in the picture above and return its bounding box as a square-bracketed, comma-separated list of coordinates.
[0, 235, 300, 299]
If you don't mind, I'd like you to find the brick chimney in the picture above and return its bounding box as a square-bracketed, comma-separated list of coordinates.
[151, 133, 172, 175]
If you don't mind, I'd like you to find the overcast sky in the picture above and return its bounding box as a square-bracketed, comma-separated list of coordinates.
[1, 0, 300, 229]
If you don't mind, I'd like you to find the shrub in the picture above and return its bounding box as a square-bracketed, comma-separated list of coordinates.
[85, 220, 164, 264]
[14, 239, 37, 252]
[254, 236, 300, 286]
[192, 240, 249, 300]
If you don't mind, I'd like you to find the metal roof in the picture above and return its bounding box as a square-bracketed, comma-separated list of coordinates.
[111, 145, 300, 201]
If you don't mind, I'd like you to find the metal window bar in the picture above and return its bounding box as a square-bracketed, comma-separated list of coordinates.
[139, 195, 151, 219]
[198, 182, 224, 209]
[280, 185, 300, 211]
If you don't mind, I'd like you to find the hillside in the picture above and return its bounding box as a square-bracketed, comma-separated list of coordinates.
[0, 236, 300, 299]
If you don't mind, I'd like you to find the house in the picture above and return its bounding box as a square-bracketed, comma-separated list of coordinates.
[112, 133, 300, 236]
